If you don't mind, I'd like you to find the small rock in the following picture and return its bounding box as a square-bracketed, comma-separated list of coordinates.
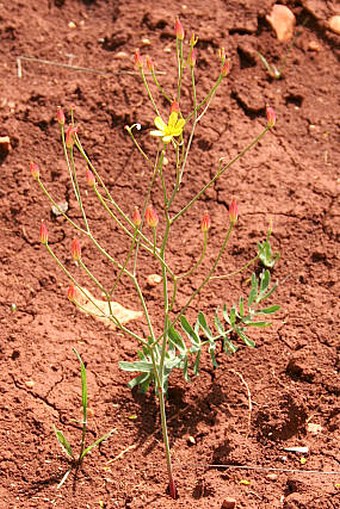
[267, 473, 278, 481]
[329, 15, 340, 35]
[308, 40, 321, 52]
[146, 274, 162, 286]
[0, 136, 11, 154]
[221, 497, 236, 509]
[141, 37, 151, 46]
[51, 201, 68, 217]
[266, 5, 296, 42]
[186, 435, 196, 446]
[68, 21, 76, 29]
[114, 51, 129, 60]
[307, 422, 322, 434]
[283, 446, 309, 454]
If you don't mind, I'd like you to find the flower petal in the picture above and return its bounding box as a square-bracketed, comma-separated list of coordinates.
[150, 130, 164, 137]
[168, 111, 178, 128]
[162, 135, 173, 143]
[175, 119, 186, 130]
[154, 116, 167, 131]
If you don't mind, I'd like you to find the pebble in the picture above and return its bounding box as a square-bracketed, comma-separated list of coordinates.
[0, 135, 11, 154]
[267, 473, 278, 481]
[266, 5, 296, 42]
[221, 497, 236, 509]
[146, 274, 162, 286]
[308, 40, 321, 52]
[328, 15, 340, 35]
[186, 435, 196, 446]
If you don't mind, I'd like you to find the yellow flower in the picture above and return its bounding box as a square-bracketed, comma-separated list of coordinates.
[150, 111, 185, 144]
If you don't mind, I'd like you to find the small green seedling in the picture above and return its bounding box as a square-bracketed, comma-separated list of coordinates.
[257, 231, 280, 269]
[53, 348, 115, 489]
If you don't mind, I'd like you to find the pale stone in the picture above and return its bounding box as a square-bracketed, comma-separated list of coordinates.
[329, 15, 340, 35]
[266, 5, 296, 42]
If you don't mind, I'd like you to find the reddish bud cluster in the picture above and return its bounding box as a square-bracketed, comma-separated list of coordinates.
[189, 47, 197, 68]
[134, 49, 143, 69]
[266, 105, 276, 128]
[170, 99, 180, 114]
[175, 18, 184, 41]
[86, 168, 96, 187]
[221, 58, 231, 77]
[67, 284, 77, 303]
[39, 223, 48, 245]
[146, 56, 154, 72]
[56, 107, 65, 126]
[145, 205, 159, 229]
[132, 207, 142, 227]
[229, 199, 238, 225]
[30, 161, 40, 180]
[71, 238, 81, 261]
[201, 211, 211, 233]
[65, 125, 78, 149]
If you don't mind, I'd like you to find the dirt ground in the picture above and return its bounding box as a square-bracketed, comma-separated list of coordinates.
[0, 1, 339, 508]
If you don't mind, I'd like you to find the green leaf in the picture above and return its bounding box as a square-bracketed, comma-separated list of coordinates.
[168, 326, 187, 355]
[73, 348, 87, 415]
[260, 282, 278, 302]
[197, 311, 213, 339]
[193, 350, 201, 375]
[258, 304, 280, 314]
[242, 320, 272, 328]
[229, 306, 236, 327]
[119, 360, 153, 373]
[209, 344, 218, 368]
[53, 425, 74, 459]
[248, 273, 258, 306]
[127, 372, 152, 390]
[236, 328, 255, 348]
[259, 270, 270, 295]
[223, 337, 238, 354]
[182, 357, 190, 382]
[214, 313, 225, 336]
[239, 297, 245, 318]
[180, 315, 201, 348]
[81, 428, 116, 460]
[223, 304, 231, 325]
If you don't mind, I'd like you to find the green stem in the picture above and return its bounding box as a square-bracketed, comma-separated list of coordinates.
[140, 67, 161, 117]
[37, 178, 86, 234]
[172, 126, 269, 224]
[176, 38, 184, 102]
[211, 254, 259, 280]
[158, 387, 176, 498]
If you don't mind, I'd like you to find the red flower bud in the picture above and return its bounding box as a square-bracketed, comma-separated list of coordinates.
[221, 58, 231, 77]
[132, 207, 142, 227]
[175, 18, 184, 41]
[56, 107, 65, 126]
[65, 125, 78, 149]
[266, 105, 276, 128]
[134, 49, 143, 69]
[71, 238, 81, 261]
[170, 99, 180, 114]
[145, 205, 159, 229]
[146, 56, 154, 72]
[39, 223, 48, 245]
[229, 199, 238, 225]
[30, 161, 40, 180]
[189, 47, 197, 68]
[201, 211, 211, 233]
[67, 284, 77, 303]
[86, 168, 96, 187]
